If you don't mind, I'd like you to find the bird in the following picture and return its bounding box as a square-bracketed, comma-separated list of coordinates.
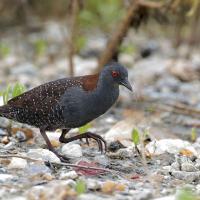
[0, 62, 132, 162]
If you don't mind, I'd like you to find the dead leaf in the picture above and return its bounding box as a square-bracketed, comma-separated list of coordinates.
[11, 127, 34, 140]
[101, 181, 126, 194]
[74, 160, 107, 176]
[179, 149, 194, 157]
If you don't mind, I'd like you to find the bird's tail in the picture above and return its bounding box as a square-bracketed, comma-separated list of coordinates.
[0, 105, 15, 119]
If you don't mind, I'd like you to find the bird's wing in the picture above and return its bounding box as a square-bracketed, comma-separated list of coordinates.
[7, 78, 79, 109]
[7, 74, 99, 112]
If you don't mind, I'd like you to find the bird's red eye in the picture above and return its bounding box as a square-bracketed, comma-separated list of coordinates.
[112, 71, 119, 78]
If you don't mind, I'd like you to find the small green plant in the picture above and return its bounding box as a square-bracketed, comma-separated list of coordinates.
[33, 39, 47, 56]
[190, 127, 197, 142]
[78, 0, 124, 31]
[79, 123, 91, 134]
[1, 83, 26, 105]
[75, 180, 86, 195]
[176, 188, 199, 200]
[75, 36, 87, 53]
[146, 105, 156, 113]
[0, 43, 10, 58]
[131, 128, 140, 146]
[119, 44, 136, 55]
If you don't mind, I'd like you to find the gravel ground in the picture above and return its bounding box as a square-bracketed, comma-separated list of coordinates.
[0, 21, 200, 200]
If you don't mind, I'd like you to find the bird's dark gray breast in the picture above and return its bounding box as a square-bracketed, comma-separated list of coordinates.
[59, 86, 119, 128]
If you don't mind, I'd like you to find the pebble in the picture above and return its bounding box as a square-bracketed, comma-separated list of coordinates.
[25, 163, 50, 175]
[181, 162, 197, 172]
[94, 155, 109, 166]
[196, 184, 200, 195]
[27, 148, 60, 162]
[146, 139, 197, 156]
[170, 162, 180, 171]
[0, 118, 10, 128]
[15, 131, 27, 142]
[86, 179, 101, 190]
[46, 131, 61, 141]
[60, 170, 78, 180]
[0, 129, 7, 136]
[1, 136, 10, 144]
[154, 196, 175, 200]
[61, 143, 82, 158]
[105, 120, 133, 142]
[3, 141, 15, 149]
[8, 157, 28, 169]
[108, 148, 133, 159]
[171, 171, 200, 182]
[108, 140, 126, 152]
[78, 194, 110, 200]
[0, 174, 14, 182]
[64, 179, 76, 187]
[129, 189, 153, 200]
[0, 96, 3, 106]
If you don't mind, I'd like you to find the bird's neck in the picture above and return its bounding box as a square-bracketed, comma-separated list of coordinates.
[95, 75, 119, 103]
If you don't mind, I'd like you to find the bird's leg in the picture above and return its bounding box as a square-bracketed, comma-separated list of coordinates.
[40, 128, 69, 162]
[59, 131, 107, 153]
[59, 128, 71, 143]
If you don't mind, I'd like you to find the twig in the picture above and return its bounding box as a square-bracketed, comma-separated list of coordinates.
[67, 0, 80, 76]
[97, 0, 165, 70]
[0, 154, 113, 174]
[157, 102, 200, 118]
[138, 0, 164, 8]
[97, 0, 140, 69]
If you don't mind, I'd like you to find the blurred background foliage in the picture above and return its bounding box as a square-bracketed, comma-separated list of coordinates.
[0, 0, 199, 74]
[0, 0, 199, 44]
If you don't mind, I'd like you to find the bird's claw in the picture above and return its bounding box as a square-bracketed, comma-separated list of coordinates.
[84, 132, 107, 153]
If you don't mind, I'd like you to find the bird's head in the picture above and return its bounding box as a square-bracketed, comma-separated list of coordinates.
[101, 62, 133, 91]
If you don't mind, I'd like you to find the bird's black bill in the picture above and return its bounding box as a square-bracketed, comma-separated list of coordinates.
[120, 78, 133, 91]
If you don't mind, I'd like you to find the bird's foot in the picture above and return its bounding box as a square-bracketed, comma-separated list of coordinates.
[84, 132, 107, 153]
[59, 131, 107, 153]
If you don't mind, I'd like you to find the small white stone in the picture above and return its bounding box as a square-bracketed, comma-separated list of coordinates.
[0, 174, 14, 182]
[64, 179, 76, 187]
[181, 163, 197, 172]
[105, 120, 133, 142]
[153, 195, 175, 200]
[8, 157, 27, 169]
[86, 179, 101, 190]
[145, 139, 197, 156]
[46, 131, 60, 141]
[8, 197, 26, 200]
[27, 148, 60, 162]
[61, 143, 82, 158]
[162, 166, 172, 172]
[60, 171, 78, 180]
[0, 96, 3, 106]
[171, 171, 200, 182]
[196, 184, 200, 194]
[171, 162, 180, 171]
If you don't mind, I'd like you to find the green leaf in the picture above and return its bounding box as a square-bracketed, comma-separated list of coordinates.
[144, 128, 150, 138]
[34, 39, 47, 56]
[75, 36, 87, 53]
[176, 188, 198, 200]
[131, 128, 140, 145]
[75, 180, 86, 195]
[191, 128, 197, 142]
[119, 44, 136, 55]
[0, 83, 26, 105]
[79, 123, 92, 134]
[0, 43, 10, 58]
[12, 83, 26, 98]
[3, 84, 11, 104]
